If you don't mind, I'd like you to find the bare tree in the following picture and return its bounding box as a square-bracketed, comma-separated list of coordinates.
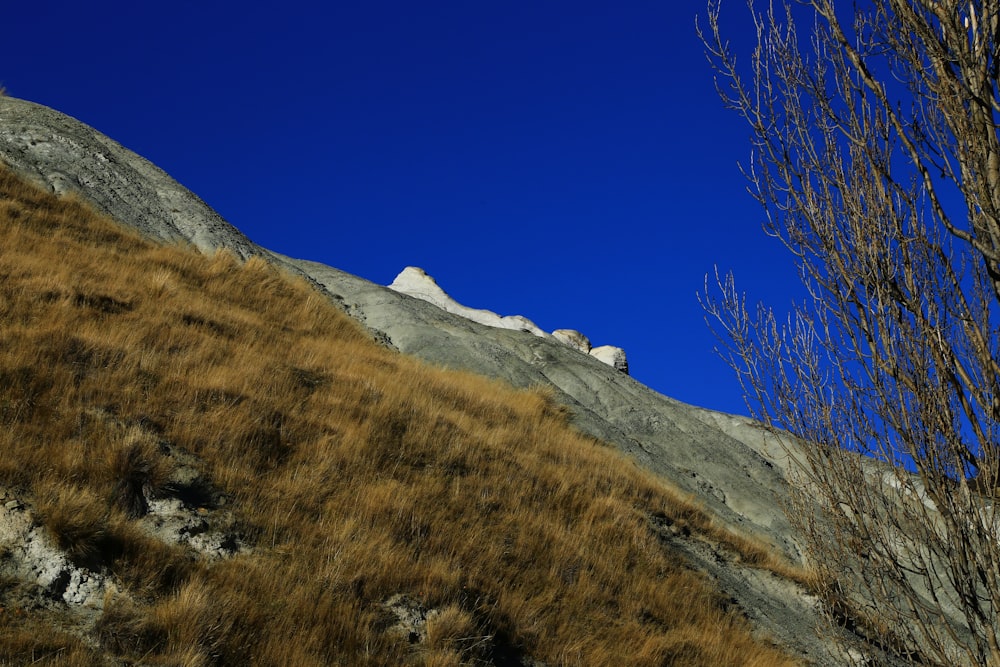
[699, 0, 1000, 664]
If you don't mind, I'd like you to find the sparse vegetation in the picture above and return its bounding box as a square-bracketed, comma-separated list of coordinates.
[0, 166, 799, 665]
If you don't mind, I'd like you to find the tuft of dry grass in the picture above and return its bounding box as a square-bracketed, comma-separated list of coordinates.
[0, 611, 102, 666]
[0, 165, 800, 665]
[34, 484, 111, 568]
[0, 640, 98, 666]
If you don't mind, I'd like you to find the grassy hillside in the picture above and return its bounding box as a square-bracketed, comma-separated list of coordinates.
[0, 166, 797, 666]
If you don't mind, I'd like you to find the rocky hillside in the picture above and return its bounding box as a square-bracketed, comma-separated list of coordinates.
[0, 95, 912, 665]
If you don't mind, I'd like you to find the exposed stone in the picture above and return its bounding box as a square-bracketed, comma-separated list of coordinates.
[590, 345, 629, 375]
[552, 329, 591, 353]
[0, 493, 106, 609]
[389, 266, 550, 337]
[0, 96, 259, 259]
[389, 266, 629, 372]
[381, 594, 431, 644]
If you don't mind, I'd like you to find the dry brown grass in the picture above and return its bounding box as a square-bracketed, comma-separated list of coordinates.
[0, 624, 97, 666]
[0, 166, 800, 665]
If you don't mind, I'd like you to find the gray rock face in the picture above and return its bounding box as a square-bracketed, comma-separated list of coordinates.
[0, 96, 258, 258]
[293, 259, 778, 534]
[0, 94, 905, 665]
[389, 266, 630, 373]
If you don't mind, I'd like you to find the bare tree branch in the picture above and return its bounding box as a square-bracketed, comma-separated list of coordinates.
[701, 0, 1000, 663]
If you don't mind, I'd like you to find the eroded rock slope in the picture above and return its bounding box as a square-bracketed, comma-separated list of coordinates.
[0, 95, 903, 665]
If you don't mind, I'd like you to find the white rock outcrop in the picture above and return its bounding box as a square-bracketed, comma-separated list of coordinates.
[0, 492, 106, 609]
[388, 267, 628, 373]
[389, 267, 549, 337]
[552, 328, 591, 354]
[591, 345, 629, 375]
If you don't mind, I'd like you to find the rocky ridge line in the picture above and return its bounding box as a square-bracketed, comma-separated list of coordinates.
[389, 266, 629, 374]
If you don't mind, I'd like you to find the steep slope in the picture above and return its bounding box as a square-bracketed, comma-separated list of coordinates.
[0, 96, 257, 258]
[0, 163, 802, 666]
[0, 96, 797, 557]
[0, 95, 909, 664]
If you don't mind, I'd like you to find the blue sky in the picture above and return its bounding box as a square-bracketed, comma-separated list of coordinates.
[2, 1, 804, 415]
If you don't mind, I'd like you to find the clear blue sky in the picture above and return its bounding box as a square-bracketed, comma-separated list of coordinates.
[2, 1, 804, 416]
